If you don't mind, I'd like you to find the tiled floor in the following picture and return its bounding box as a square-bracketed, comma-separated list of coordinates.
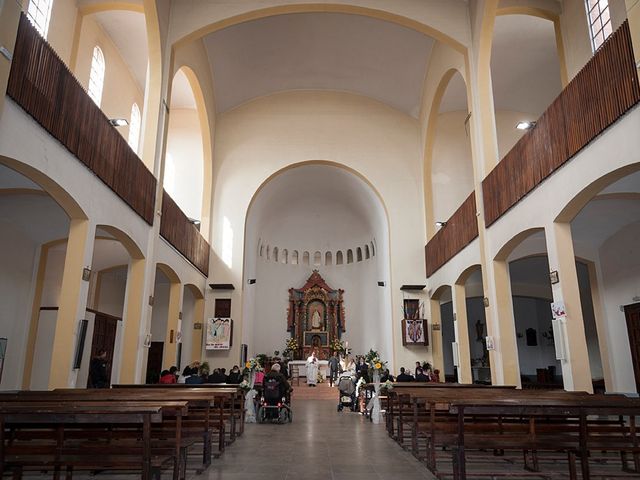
[203, 399, 435, 480]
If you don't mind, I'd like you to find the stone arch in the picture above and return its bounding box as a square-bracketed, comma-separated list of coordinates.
[494, 227, 546, 262]
[96, 224, 144, 260]
[156, 262, 181, 284]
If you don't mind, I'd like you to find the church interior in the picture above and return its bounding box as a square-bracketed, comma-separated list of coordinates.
[1, 0, 640, 478]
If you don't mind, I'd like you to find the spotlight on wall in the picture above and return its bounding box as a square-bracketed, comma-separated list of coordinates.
[515, 121, 537, 131]
[247, 279, 256, 285]
[377, 281, 386, 287]
[435, 221, 447, 228]
[108, 118, 129, 127]
[188, 218, 201, 231]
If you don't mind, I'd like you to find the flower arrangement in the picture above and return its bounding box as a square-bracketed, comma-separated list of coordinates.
[283, 338, 299, 359]
[382, 379, 394, 391]
[242, 357, 263, 375]
[329, 338, 346, 355]
[238, 379, 251, 392]
[364, 349, 386, 371]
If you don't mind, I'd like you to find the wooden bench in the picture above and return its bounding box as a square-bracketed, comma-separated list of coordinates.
[0, 401, 189, 480]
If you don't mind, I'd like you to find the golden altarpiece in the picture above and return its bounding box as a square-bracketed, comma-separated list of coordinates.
[287, 271, 345, 360]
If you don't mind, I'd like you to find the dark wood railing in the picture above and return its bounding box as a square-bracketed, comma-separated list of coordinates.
[425, 192, 478, 277]
[6, 14, 156, 224]
[482, 20, 640, 227]
[160, 190, 210, 276]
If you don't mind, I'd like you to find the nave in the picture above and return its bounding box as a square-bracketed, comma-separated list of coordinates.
[204, 399, 433, 480]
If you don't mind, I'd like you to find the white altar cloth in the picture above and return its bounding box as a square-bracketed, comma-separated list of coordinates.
[288, 360, 329, 378]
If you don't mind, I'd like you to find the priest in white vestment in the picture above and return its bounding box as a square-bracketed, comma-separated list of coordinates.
[306, 351, 319, 386]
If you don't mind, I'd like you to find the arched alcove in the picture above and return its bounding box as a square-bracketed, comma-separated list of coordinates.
[165, 67, 205, 223]
[242, 163, 393, 362]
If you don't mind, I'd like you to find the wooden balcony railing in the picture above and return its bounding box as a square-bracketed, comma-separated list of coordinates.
[482, 20, 640, 227]
[7, 14, 156, 224]
[160, 190, 210, 276]
[425, 192, 478, 277]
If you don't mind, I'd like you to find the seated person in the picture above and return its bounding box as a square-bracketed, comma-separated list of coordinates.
[263, 363, 292, 402]
[208, 368, 227, 383]
[380, 369, 394, 382]
[185, 367, 204, 384]
[396, 367, 414, 382]
[414, 367, 430, 382]
[226, 365, 243, 383]
[159, 369, 176, 384]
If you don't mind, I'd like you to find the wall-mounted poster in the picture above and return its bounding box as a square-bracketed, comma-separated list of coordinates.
[402, 319, 428, 346]
[206, 317, 233, 350]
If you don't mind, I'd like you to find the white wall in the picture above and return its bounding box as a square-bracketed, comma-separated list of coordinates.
[165, 108, 204, 221]
[599, 221, 640, 393]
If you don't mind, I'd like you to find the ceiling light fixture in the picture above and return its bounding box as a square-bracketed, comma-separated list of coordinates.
[435, 221, 447, 228]
[108, 118, 129, 127]
[516, 121, 537, 131]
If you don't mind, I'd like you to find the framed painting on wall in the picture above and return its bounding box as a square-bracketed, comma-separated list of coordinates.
[402, 319, 428, 346]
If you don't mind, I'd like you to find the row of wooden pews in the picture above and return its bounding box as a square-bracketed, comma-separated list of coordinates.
[384, 383, 640, 479]
[0, 384, 243, 479]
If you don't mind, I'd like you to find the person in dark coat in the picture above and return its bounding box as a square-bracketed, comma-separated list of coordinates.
[414, 367, 430, 382]
[327, 351, 340, 386]
[88, 349, 109, 388]
[226, 365, 243, 383]
[208, 368, 227, 383]
[396, 367, 414, 382]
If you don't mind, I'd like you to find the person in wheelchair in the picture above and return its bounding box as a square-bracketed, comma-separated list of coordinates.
[258, 363, 292, 423]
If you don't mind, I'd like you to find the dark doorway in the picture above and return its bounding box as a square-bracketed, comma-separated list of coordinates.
[87, 312, 118, 387]
[146, 341, 164, 384]
[624, 303, 640, 392]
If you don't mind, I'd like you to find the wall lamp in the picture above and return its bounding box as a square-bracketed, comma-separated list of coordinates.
[108, 118, 129, 127]
[435, 221, 447, 228]
[516, 121, 537, 130]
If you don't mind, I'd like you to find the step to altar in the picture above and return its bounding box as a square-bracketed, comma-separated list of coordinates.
[290, 380, 339, 401]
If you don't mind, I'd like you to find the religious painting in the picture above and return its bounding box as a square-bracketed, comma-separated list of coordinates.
[306, 300, 326, 331]
[206, 317, 233, 350]
[304, 331, 329, 347]
[401, 319, 428, 346]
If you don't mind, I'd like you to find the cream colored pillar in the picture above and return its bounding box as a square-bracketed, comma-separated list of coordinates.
[162, 281, 183, 368]
[587, 261, 614, 392]
[429, 298, 444, 381]
[0, 0, 20, 115]
[626, 0, 640, 68]
[488, 260, 521, 387]
[191, 297, 205, 363]
[545, 222, 593, 392]
[48, 219, 94, 388]
[118, 257, 147, 383]
[452, 284, 472, 384]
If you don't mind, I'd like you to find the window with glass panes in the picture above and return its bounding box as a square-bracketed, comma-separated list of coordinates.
[26, 0, 53, 38]
[585, 0, 612, 51]
[88, 46, 105, 107]
[128, 103, 141, 153]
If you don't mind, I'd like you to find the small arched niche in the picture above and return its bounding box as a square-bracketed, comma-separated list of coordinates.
[336, 251, 344, 265]
[325, 251, 332, 265]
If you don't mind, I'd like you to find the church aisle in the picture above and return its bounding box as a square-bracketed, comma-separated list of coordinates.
[204, 399, 435, 480]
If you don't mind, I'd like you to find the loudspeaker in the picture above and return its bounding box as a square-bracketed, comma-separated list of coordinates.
[247, 279, 256, 285]
[377, 281, 385, 287]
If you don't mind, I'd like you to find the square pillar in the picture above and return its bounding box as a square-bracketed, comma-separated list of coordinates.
[429, 298, 444, 380]
[453, 284, 472, 384]
[118, 257, 146, 383]
[545, 222, 593, 392]
[162, 281, 183, 368]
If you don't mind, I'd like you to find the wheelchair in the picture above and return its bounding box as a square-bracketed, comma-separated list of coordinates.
[257, 377, 292, 424]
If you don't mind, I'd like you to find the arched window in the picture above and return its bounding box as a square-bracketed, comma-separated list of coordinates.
[27, 0, 53, 38]
[347, 249, 354, 264]
[128, 103, 141, 153]
[273, 247, 279, 263]
[325, 251, 332, 265]
[336, 251, 344, 265]
[259, 244, 264, 257]
[282, 249, 288, 264]
[371, 241, 376, 257]
[585, 0, 612, 51]
[356, 247, 363, 262]
[365, 245, 370, 259]
[303, 251, 310, 266]
[88, 46, 106, 107]
[266, 246, 270, 260]
[292, 250, 299, 265]
[313, 251, 322, 266]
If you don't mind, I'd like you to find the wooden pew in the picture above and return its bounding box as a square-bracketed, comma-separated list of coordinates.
[0, 401, 189, 480]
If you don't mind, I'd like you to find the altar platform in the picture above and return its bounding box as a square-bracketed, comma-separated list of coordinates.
[288, 360, 329, 379]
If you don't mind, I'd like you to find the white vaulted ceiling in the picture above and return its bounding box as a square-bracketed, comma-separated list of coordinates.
[203, 13, 435, 116]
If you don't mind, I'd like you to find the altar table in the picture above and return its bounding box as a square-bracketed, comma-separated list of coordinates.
[288, 360, 329, 378]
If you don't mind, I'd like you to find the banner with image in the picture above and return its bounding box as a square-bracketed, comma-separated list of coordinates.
[206, 317, 233, 350]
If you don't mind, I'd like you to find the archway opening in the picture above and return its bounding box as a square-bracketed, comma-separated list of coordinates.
[165, 68, 205, 225]
[242, 163, 392, 365]
[431, 71, 474, 223]
[462, 268, 492, 384]
[434, 287, 456, 382]
[490, 14, 562, 158]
